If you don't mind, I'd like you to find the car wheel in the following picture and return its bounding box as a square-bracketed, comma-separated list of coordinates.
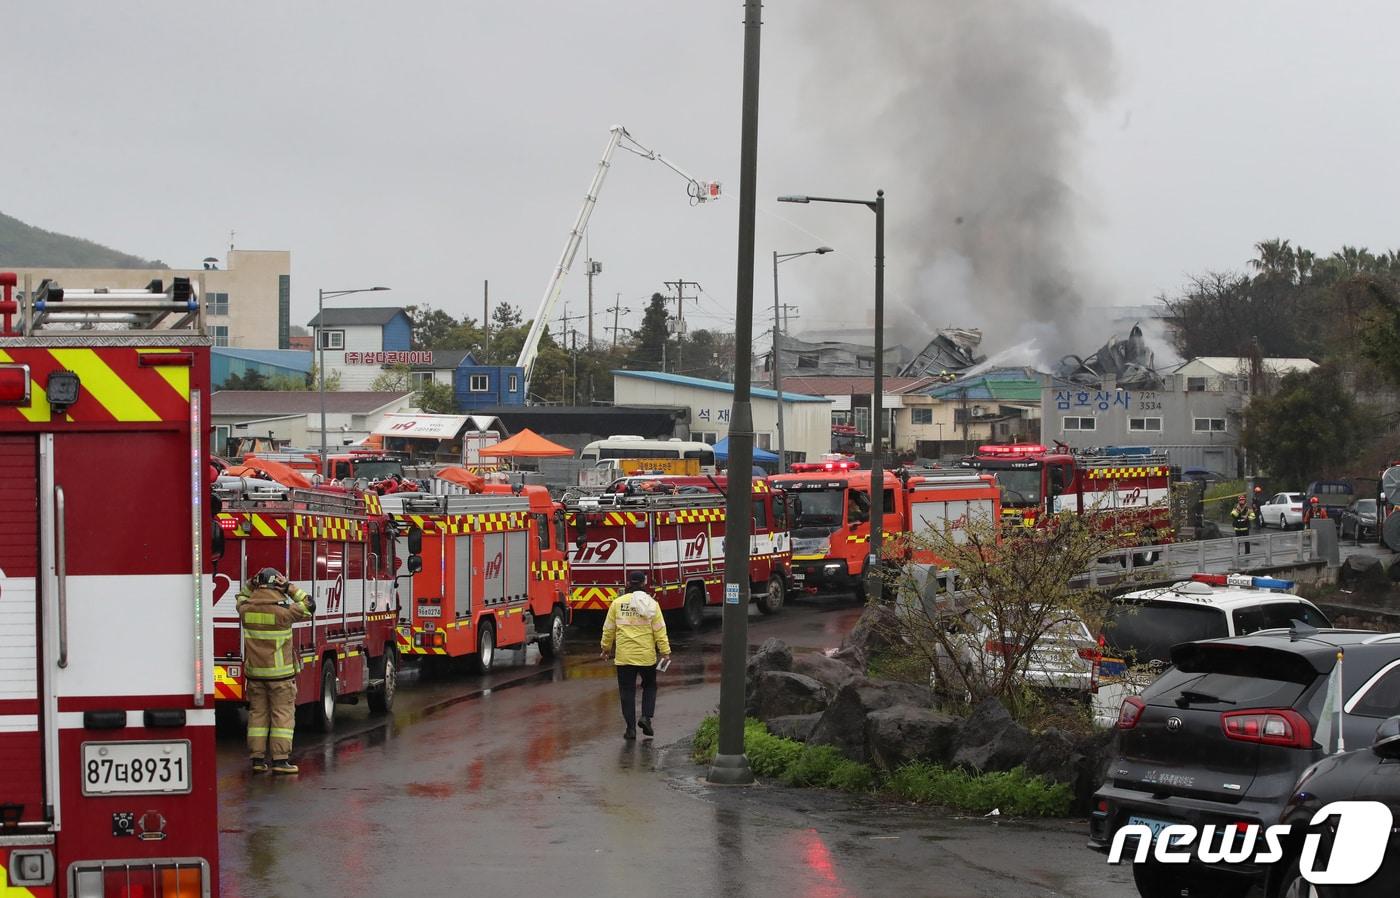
[312, 661, 337, 732]
[537, 607, 565, 660]
[367, 647, 396, 713]
[1276, 854, 1330, 898]
[681, 584, 706, 631]
[1281, 514, 1288, 531]
[757, 575, 785, 615]
[471, 619, 496, 674]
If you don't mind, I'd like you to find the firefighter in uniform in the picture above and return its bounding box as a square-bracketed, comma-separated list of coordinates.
[237, 567, 315, 774]
[1230, 495, 1256, 554]
[600, 570, 671, 740]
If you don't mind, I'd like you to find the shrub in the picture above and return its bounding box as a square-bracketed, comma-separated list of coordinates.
[692, 715, 719, 763]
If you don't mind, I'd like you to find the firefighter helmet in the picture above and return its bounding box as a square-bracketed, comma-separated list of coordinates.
[255, 567, 284, 588]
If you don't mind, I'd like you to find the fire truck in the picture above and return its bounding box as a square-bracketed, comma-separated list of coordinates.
[211, 481, 402, 729]
[0, 274, 220, 895]
[602, 474, 793, 613]
[563, 483, 791, 630]
[771, 466, 907, 597]
[961, 443, 1174, 545]
[379, 482, 570, 672]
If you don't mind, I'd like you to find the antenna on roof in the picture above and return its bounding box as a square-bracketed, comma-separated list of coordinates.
[1289, 620, 1320, 642]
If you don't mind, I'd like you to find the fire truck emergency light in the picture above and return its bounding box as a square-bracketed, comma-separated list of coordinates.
[46, 371, 80, 415]
[977, 444, 1047, 457]
[0, 364, 30, 405]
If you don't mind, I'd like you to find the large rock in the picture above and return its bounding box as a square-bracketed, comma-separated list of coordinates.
[747, 671, 830, 720]
[865, 705, 962, 771]
[791, 652, 859, 692]
[1341, 554, 1389, 592]
[950, 698, 1035, 773]
[839, 603, 903, 669]
[1023, 727, 1115, 815]
[767, 713, 823, 743]
[746, 638, 793, 679]
[808, 677, 937, 762]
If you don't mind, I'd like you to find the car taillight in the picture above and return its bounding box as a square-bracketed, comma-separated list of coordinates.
[1291, 505, 1302, 511]
[984, 639, 1021, 658]
[1077, 646, 1102, 661]
[1221, 708, 1312, 748]
[1117, 696, 1145, 729]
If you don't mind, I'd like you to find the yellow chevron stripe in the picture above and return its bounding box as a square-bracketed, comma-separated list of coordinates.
[135, 347, 191, 398]
[252, 515, 277, 537]
[49, 348, 159, 421]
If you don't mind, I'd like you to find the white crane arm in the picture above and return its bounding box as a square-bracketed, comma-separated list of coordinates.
[516, 125, 719, 393]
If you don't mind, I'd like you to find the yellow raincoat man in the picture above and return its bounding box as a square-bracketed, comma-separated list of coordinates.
[601, 570, 672, 739]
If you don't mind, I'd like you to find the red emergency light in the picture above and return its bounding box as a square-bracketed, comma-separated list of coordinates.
[790, 460, 860, 473]
[0, 364, 30, 405]
[978, 444, 1046, 457]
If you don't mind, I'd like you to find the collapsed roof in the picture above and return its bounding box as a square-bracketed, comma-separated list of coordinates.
[901, 328, 985, 377]
[1057, 324, 1164, 389]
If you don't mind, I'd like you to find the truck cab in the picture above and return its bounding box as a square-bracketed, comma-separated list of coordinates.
[771, 467, 905, 597]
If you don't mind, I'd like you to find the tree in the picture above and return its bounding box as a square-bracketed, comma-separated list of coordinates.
[491, 303, 523, 330]
[626, 293, 671, 371]
[415, 380, 457, 414]
[1243, 367, 1366, 484]
[879, 514, 1130, 718]
[369, 364, 411, 392]
[223, 370, 269, 390]
[405, 305, 460, 349]
[1357, 276, 1400, 387]
[305, 364, 341, 392]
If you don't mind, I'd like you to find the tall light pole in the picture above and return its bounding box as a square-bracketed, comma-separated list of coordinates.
[707, 0, 762, 788]
[778, 190, 886, 601]
[772, 247, 833, 473]
[317, 286, 389, 478]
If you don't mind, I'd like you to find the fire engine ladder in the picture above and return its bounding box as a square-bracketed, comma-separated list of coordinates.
[396, 494, 528, 515]
[1079, 451, 1171, 472]
[568, 492, 725, 512]
[16, 275, 207, 336]
[216, 487, 371, 518]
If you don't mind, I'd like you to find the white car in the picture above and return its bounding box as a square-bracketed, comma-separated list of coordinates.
[1089, 574, 1330, 727]
[1259, 491, 1304, 529]
[933, 610, 1098, 696]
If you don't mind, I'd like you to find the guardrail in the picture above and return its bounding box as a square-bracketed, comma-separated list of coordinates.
[1073, 529, 1319, 589]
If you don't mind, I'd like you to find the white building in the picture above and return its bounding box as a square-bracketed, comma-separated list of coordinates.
[211, 390, 415, 456]
[611, 370, 832, 465]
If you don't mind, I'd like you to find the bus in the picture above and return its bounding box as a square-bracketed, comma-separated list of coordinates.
[578, 436, 717, 471]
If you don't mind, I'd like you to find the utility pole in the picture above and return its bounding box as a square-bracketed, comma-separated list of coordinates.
[483, 280, 489, 335]
[585, 259, 602, 348]
[780, 302, 800, 336]
[663, 278, 701, 373]
[608, 294, 623, 351]
[570, 329, 579, 405]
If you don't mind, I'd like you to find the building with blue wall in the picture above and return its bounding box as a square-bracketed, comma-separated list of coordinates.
[453, 355, 525, 410]
[211, 347, 313, 389]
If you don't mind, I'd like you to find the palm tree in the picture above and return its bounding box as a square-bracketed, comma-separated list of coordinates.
[1250, 239, 1296, 282]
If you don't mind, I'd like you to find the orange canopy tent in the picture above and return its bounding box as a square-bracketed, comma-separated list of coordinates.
[435, 466, 486, 492]
[232, 458, 313, 489]
[476, 428, 573, 459]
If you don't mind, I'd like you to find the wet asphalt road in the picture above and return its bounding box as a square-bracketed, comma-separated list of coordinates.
[214, 597, 1136, 898]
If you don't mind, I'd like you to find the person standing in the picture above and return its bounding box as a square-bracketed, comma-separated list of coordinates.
[1230, 494, 1256, 554]
[238, 567, 315, 774]
[601, 570, 671, 740]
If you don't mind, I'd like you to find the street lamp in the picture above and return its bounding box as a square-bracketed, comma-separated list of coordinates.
[771, 246, 833, 473]
[778, 191, 885, 600]
[317, 286, 390, 478]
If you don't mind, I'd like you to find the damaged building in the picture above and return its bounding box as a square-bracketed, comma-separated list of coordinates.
[900, 328, 986, 378]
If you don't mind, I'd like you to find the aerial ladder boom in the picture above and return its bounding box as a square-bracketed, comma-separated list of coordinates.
[516, 125, 718, 393]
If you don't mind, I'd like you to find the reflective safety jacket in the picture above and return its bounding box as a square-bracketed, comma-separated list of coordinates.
[601, 590, 671, 667]
[237, 583, 313, 680]
[1230, 505, 1256, 534]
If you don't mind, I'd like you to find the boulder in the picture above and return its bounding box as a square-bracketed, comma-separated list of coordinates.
[1340, 554, 1388, 591]
[746, 638, 793, 679]
[1023, 727, 1116, 815]
[766, 713, 823, 743]
[865, 705, 962, 770]
[950, 698, 1035, 773]
[808, 677, 937, 762]
[839, 603, 903, 669]
[747, 671, 830, 720]
[791, 652, 860, 692]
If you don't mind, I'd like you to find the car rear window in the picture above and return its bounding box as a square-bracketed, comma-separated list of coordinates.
[1231, 601, 1330, 636]
[1102, 602, 1228, 664]
[1311, 483, 1353, 496]
[1148, 643, 1321, 708]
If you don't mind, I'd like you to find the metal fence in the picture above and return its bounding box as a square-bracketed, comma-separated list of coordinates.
[1072, 529, 1318, 589]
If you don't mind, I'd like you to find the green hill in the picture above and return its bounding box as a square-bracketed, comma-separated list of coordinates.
[0, 211, 165, 268]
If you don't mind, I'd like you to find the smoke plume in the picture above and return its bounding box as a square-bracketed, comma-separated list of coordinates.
[792, 2, 1117, 366]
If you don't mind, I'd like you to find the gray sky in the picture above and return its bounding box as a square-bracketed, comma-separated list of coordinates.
[6, 2, 1400, 358]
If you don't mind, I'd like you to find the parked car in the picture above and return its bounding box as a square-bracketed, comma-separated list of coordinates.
[932, 609, 1097, 697]
[1338, 497, 1379, 542]
[1089, 629, 1400, 898]
[1267, 715, 1400, 897]
[1181, 468, 1230, 486]
[1260, 491, 1305, 530]
[1305, 480, 1356, 518]
[1091, 574, 1330, 728]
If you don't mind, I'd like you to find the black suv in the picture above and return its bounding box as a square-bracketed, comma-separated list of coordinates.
[1089, 629, 1400, 898]
[1265, 713, 1400, 897]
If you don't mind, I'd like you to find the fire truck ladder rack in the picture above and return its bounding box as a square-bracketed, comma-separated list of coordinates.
[566, 491, 725, 511]
[1076, 450, 1171, 467]
[15, 275, 207, 336]
[215, 486, 371, 517]
[391, 494, 526, 515]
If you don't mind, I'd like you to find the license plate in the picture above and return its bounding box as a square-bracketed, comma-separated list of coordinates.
[83, 741, 191, 795]
[1126, 815, 1173, 840]
[792, 573, 805, 581]
[417, 604, 442, 618]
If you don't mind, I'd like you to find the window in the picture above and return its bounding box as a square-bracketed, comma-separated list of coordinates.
[508, 374, 519, 393]
[212, 424, 231, 455]
[469, 374, 489, 392]
[756, 433, 772, 450]
[752, 500, 768, 530]
[857, 356, 874, 370]
[319, 329, 344, 350]
[536, 514, 550, 550]
[830, 411, 850, 427]
[697, 432, 718, 445]
[210, 325, 230, 347]
[1186, 376, 1208, 392]
[797, 353, 819, 370]
[1062, 416, 1095, 431]
[911, 407, 933, 425]
[1351, 663, 1400, 718]
[409, 371, 434, 390]
[1193, 417, 1227, 433]
[1128, 417, 1162, 432]
[207, 292, 229, 316]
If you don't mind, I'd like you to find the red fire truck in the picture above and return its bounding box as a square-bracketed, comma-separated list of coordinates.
[771, 467, 907, 597]
[961, 443, 1174, 545]
[563, 484, 791, 630]
[380, 483, 570, 671]
[603, 474, 793, 613]
[211, 482, 402, 729]
[0, 274, 220, 895]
